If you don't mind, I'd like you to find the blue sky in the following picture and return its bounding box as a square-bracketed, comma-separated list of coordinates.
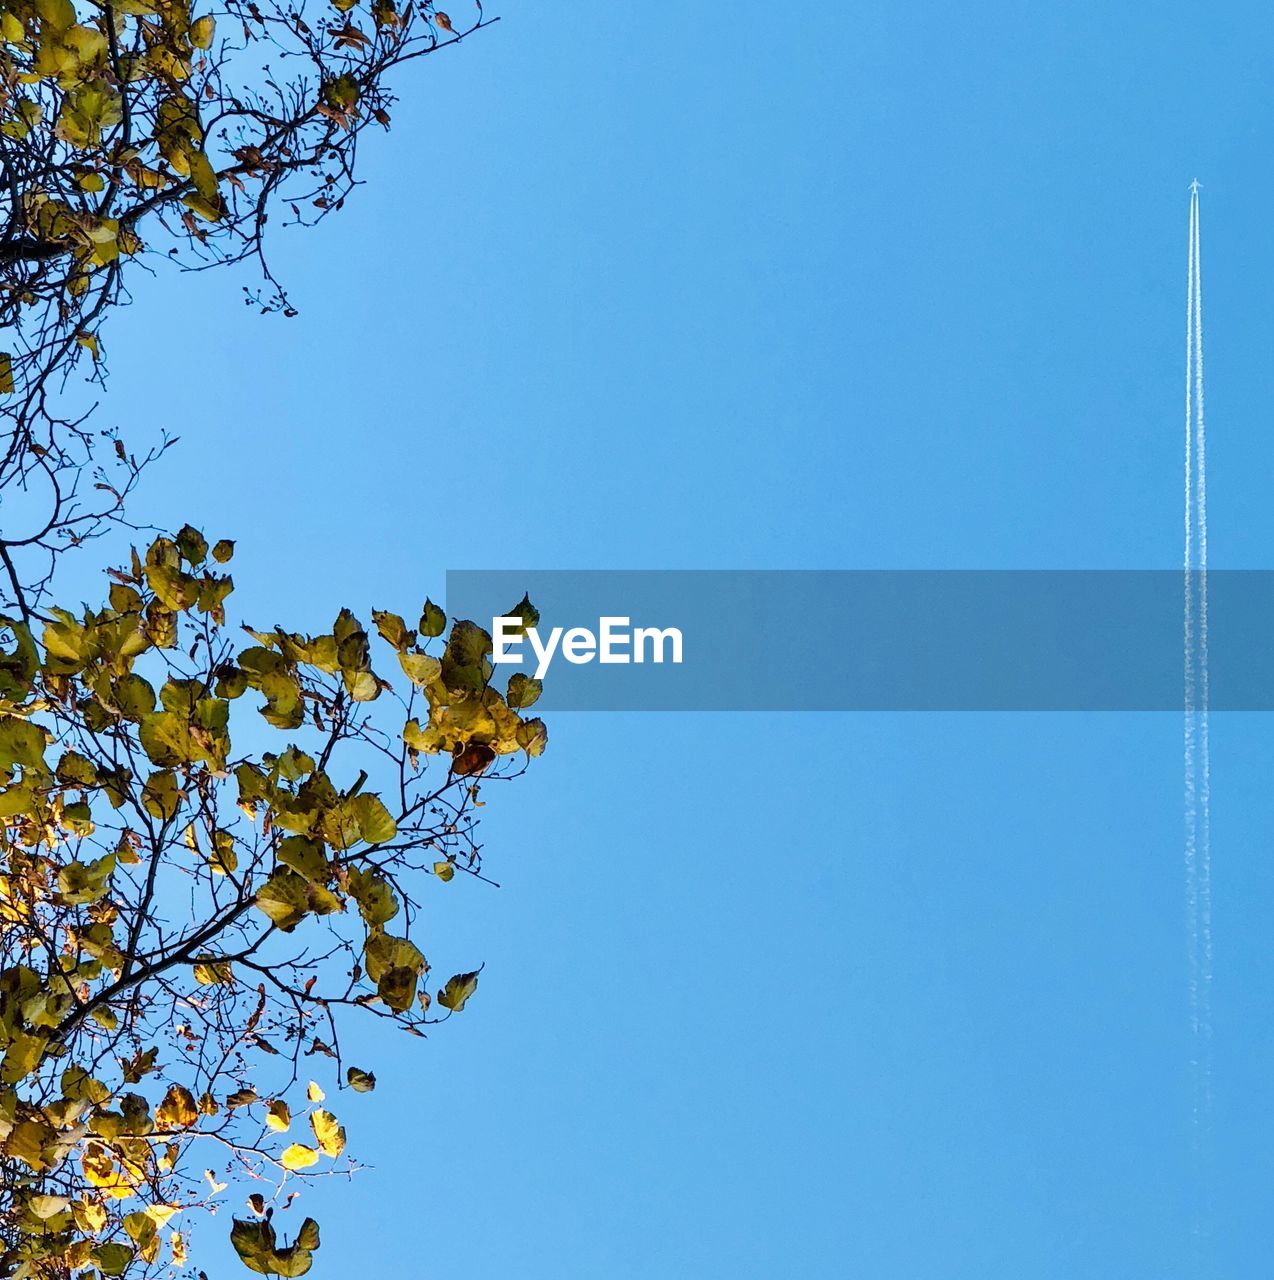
[67, 0, 1274, 1274]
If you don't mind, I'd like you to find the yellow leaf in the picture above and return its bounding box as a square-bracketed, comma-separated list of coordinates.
[310, 1109, 345, 1157]
[188, 149, 218, 201]
[280, 1143, 319, 1171]
[155, 1084, 197, 1131]
[266, 1100, 290, 1132]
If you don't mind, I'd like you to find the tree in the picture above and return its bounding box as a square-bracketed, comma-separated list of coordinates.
[0, 0, 491, 615]
[0, 527, 546, 1276]
[0, 0, 539, 1273]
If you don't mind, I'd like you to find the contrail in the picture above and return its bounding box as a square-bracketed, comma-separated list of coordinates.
[1183, 179, 1213, 1251]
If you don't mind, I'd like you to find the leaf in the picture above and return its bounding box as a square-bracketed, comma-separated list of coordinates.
[441, 620, 493, 692]
[212, 538, 235, 563]
[190, 13, 215, 46]
[27, 1194, 70, 1219]
[56, 853, 115, 904]
[347, 866, 398, 925]
[372, 609, 412, 651]
[307, 1081, 325, 1102]
[517, 717, 549, 757]
[175, 524, 208, 565]
[56, 749, 97, 786]
[452, 742, 495, 777]
[349, 792, 396, 845]
[0, 1031, 47, 1083]
[277, 835, 328, 882]
[346, 1066, 376, 1092]
[310, 1109, 345, 1157]
[141, 770, 183, 820]
[280, 1143, 319, 1171]
[230, 1217, 277, 1272]
[419, 599, 446, 637]
[503, 593, 539, 634]
[437, 970, 479, 1013]
[266, 1100, 291, 1132]
[254, 869, 341, 931]
[505, 672, 542, 709]
[155, 1084, 197, 1130]
[183, 190, 224, 222]
[363, 932, 425, 1011]
[193, 957, 233, 985]
[0, 716, 45, 769]
[91, 1242, 135, 1276]
[398, 650, 441, 687]
[0, 353, 13, 395]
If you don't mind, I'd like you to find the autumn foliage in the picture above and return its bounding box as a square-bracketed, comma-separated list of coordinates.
[0, 525, 544, 1276]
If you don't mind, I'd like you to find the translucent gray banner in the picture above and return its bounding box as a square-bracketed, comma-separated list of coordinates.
[443, 570, 1268, 711]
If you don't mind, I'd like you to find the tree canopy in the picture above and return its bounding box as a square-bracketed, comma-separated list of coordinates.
[0, 529, 545, 1276]
[0, 0, 489, 614]
[0, 0, 538, 1273]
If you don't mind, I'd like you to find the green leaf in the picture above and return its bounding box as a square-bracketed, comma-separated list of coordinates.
[192, 956, 234, 985]
[91, 1242, 135, 1276]
[503, 593, 540, 634]
[346, 866, 398, 925]
[141, 770, 182, 820]
[112, 673, 156, 721]
[441, 619, 493, 692]
[346, 1066, 376, 1092]
[139, 709, 197, 766]
[0, 716, 45, 769]
[231, 1218, 278, 1273]
[55, 749, 97, 786]
[505, 672, 542, 710]
[190, 12, 215, 46]
[372, 609, 412, 651]
[0, 1031, 46, 1083]
[363, 932, 425, 1011]
[277, 835, 328, 882]
[516, 717, 549, 757]
[437, 970, 479, 1013]
[254, 870, 342, 932]
[418, 599, 446, 638]
[349, 793, 396, 845]
[56, 853, 114, 904]
[175, 524, 208, 566]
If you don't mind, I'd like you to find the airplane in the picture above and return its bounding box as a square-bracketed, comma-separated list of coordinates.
[1189, 178, 1201, 194]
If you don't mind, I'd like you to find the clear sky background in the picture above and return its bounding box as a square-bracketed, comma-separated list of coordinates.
[61, 1, 1274, 1275]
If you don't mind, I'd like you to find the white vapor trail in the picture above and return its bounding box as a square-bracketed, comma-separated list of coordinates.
[1183, 181, 1212, 1244]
